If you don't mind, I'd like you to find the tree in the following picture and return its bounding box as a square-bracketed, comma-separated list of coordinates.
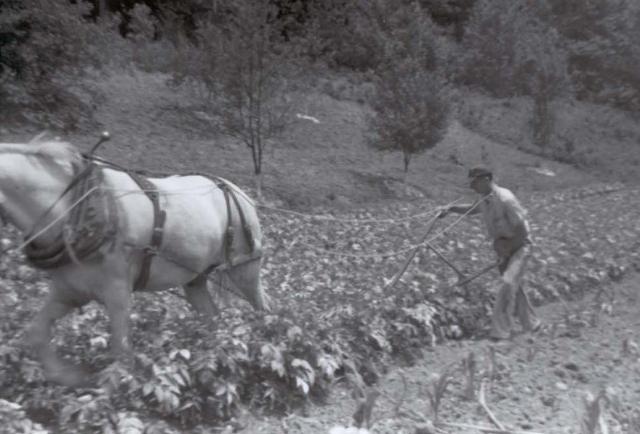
[418, 0, 476, 40]
[0, 0, 94, 88]
[366, 2, 449, 177]
[368, 66, 449, 177]
[0, 0, 113, 127]
[459, 0, 569, 148]
[208, 0, 292, 199]
[547, 0, 640, 111]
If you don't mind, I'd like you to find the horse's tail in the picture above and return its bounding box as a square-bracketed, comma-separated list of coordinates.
[215, 177, 269, 311]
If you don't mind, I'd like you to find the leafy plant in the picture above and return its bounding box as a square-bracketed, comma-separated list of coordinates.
[60, 392, 114, 433]
[0, 399, 48, 434]
[141, 360, 190, 415]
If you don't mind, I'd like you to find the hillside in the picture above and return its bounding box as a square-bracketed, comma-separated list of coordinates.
[1, 70, 620, 209]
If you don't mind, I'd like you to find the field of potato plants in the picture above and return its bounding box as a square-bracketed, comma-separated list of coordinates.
[1, 182, 639, 433]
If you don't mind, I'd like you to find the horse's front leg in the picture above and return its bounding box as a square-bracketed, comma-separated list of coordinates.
[102, 280, 133, 360]
[27, 292, 87, 386]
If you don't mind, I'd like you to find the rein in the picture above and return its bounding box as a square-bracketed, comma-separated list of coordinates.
[0, 186, 99, 258]
[23, 162, 95, 242]
[23, 162, 119, 269]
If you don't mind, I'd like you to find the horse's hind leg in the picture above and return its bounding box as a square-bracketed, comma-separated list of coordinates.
[225, 258, 270, 311]
[183, 274, 218, 317]
[102, 280, 133, 358]
[27, 291, 87, 387]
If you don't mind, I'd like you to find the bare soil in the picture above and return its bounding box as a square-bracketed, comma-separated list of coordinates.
[246, 276, 640, 434]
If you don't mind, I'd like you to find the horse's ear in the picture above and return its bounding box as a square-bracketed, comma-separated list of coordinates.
[29, 131, 48, 144]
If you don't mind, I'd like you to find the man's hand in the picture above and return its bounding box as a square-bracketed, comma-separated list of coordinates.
[436, 206, 450, 219]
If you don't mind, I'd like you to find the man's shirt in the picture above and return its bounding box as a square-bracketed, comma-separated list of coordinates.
[476, 184, 530, 242]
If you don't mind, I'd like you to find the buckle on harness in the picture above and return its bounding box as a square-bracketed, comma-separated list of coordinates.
[142, 246, 159, 256]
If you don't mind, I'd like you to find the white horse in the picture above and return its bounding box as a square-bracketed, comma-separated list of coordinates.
[0, 138, 269, 386]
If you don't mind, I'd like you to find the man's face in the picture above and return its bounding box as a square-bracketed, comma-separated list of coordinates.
[469, 176, 491, 194]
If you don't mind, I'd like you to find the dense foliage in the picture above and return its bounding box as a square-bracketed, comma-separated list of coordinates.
[3, 0, 640, 116]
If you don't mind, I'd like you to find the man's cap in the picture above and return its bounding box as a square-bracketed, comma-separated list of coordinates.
[468, 166, 493, 179]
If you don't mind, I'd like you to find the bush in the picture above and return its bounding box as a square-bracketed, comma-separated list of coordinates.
[368, 65, 450, 174]
[0, 0, 93, 90]
[548, 0, 640, 111]
[0, 0, 129, 128]
[457, 0, 569, 99]
[366, 2, 449, 174]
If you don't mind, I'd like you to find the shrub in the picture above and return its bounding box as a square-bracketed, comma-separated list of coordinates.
[0, 1, 93, 95]
[0, 0, 125, 128]
[367, 64, 450, 175]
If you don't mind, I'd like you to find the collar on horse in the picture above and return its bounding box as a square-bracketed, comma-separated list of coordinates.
[25, 160, 119, 268]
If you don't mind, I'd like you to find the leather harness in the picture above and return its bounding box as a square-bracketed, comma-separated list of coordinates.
[25, 158, 258, 289]
[25, 162, 118, 268]
[124, 172, 257, 290]
[129, 173, 256, 290]
[128, 173, 167, 290]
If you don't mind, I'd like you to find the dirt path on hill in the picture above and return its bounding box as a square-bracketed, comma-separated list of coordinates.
[244, 276, 640, 434]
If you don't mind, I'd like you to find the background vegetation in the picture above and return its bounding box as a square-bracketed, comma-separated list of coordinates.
[2, 0, 640, 182]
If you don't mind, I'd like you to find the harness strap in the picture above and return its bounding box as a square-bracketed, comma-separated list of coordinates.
[24, 161, 93, 241]
[219, 182, 235, 265]
[129, 173, 166, 290]
[25, 162, 118, 268]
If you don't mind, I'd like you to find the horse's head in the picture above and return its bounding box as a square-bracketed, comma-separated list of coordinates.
[0, 138, 83, 232]
[0, 139, 82, 181]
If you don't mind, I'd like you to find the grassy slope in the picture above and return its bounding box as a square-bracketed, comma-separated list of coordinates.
[3, 69, 636, 210]
[460, 94, 640, 182]
[3, 70, 611, 209]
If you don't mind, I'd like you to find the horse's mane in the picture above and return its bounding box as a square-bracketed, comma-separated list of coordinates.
[0, 136, 83, 166]
[29, 134, 82, 164]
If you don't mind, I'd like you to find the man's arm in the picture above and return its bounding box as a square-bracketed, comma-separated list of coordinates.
[438, 203, 481, 218]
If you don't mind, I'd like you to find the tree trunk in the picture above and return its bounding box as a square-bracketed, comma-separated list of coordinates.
[402, 151, 411, 183]
[97, 0, 110, 18]
[250, 139, 264, 201]
[532, 75, 554, 149]
[255, 172, 263, 201]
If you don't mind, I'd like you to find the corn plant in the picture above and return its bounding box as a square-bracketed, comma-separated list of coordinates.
[352, 387, 381, 429]
[580, 390, 609, 434]
[424, 366, 454, 423]
[462, 351, 476, 400]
